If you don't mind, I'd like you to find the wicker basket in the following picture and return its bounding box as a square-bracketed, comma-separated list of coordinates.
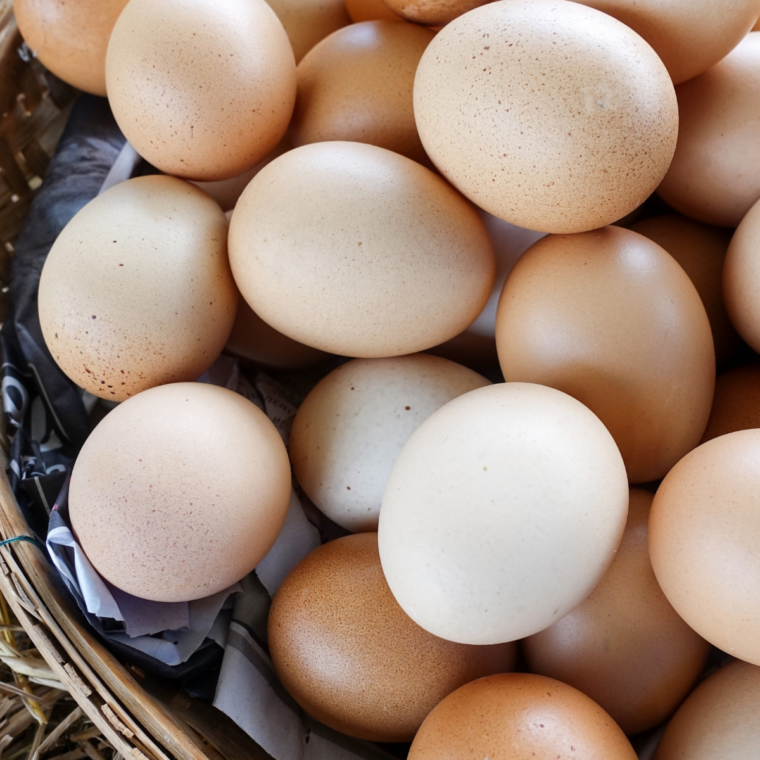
[0, 7, 272, 759]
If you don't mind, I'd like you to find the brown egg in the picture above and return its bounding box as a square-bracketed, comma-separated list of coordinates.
[14, 0, 129, 95]
[38, 176, 237, 401]
[106, 0, 296, 181]
[725, 196, 760, 352]
[291, 22, 434, 164]
[495, 227, 715, 484]
[701, 365, 760, 443]
[70, 382, 292, 602]
[654, 661, 760, 760]
[657, 34, 760, 228]
[228, 142, 495, 358]
[413, 0, 678, 234]
[650, 430, 760, 666]
[382, 0, 487, 27]
[630, 214, 739, 367]
[343, 0, 403, 23]
[409, 674, 637, 760]
[225, 294, 328, 370]
[268, 533, 516, 742]
[264, 0, 350, 62]
[524, 489, 710, 736]
[569, 0, 759, 85]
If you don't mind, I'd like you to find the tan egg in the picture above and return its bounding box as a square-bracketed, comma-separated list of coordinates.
[725, 196, 760, 351]
[70, 382, 291, 602]
[379, 383, 628, 645]
[14, 0, 129, 95]
[701, 365, 760, 443]
[649, 430, 760, 665]
[569, 0, 759, 85]
[290, 354, 490, 532]
[755, 16, 760, 31]
[228, 142, 495, 358]
[291, 22, 434, 164]
[225, 294, 328, 370]
[430, 211, 545, 367]
[413, 0, 678, 234]
[495, 227, 716, 484]
[654, 660, 760, 760]
[657, 34, 760, 228]
[264, 0, 350, 62]
[105, 0, 296, 182]
[343, 0, 403, 23]
[630, 214, 739, 367]
[409, 674, 637, 760]
[382, 0, 486, 27]
[524, 489, 710, 736]
[268, 533, 517, 742]
[38, 175, 237, 402]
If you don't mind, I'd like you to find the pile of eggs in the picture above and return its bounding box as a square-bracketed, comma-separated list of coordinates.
[15, 0, 760, 755]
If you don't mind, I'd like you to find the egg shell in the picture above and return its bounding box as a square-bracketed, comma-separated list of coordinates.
[38, 175, 237, 402]
[105, 0, 296, 181]
[630, 214, 739, 367]
[268, 533, 516, 742]
[413, 0, 678, 234]
[495, 226, 716, 484]
[381, 0, 487, 27]
[657, 34, 760, 228]
[290, 354, 490, 532]
[264, 0, 350, 62]
[343, 0, 403, 23]
[649, 430, 760, 665]
[701, 365, 760, 443]
[653, 660, 760, 760]
[291, 22, 434, 165]
[69, 382, 292, 603]
[15, 0, 129, 95]
[524, 489, 710, 735]
[379, 382, 628, 645]
[569, 0, 759, 85]
[228, 141, 495, 358]
[409, 673, 637, 760]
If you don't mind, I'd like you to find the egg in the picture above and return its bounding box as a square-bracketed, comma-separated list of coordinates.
[568, 0, 759, 85]
[649, 430, 760, 665]
[38, 176, 237, 402]
[379, 382, 628, 645]
[291, 22, 434, 164]
[409, 674, 637, 760]
[523, 489, 711, 736]
[264, 0, 350, 63]
[228, 142, 495, 358]
[495, 226, 715, 484]
[70, 382, 292, 602]
[14, 0, 129, 95]
[701, 366, 760, 443]
[343, 0, 403, 23]
[381, 0, 487, 27]
[290, 354, 490, 532]
[657, 34, 760, 228]
[413, 0, 678, 234]
[105, 0, 296, 181]
[268, 533, 516, 742]
[653, 661, 760, 760]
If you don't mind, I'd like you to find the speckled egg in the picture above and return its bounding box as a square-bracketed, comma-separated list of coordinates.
[15, 0, 129, 95]
[701, 365, 760, 443]
[106, 0, 296, 181]
[413, 0, 678, 234]
[657, 34, 760, 227]
[70, 382, 292, 602]
[495, 226, 716, 484]
[379, 383, 628, 645]
[38, 175, 237, 401]
[524, 489, 710, 735]
[290, 354, 490, 532]
[228, 142, 495, 358]
[650, 430, 760, 666]
[268, 533, 517, 742]
[409, 674, 637, 760]
[654, 660, 760, 760]
[291, 22, 434, 164]
[381, 0, 487, 27]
